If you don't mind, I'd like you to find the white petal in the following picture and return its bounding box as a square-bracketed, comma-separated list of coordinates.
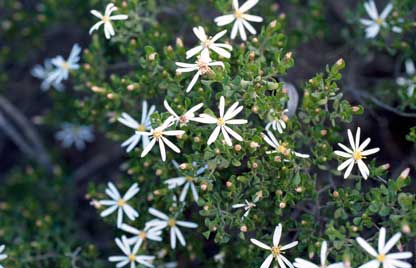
[207, 126, 221, 145]
[240, 0, 258, 12]
[260, 254, 274, 268]
[214, 15, 236, 26]
[250, 239, 271, 250]
[141, 138, 157, 158]
[273, 224, 282, 246]
[358, 260, 380, 268]
[148, 208, 169, 220]
[186, 72, 200, 93]
[343, 160, 355, 179]
[356, 237, 378, 257]
[176, 220, 198, 228]
[382, 233, 401, 254]
[357, 160, 370, 179]
[280, 241, 298, 251]
[378, 227, 386, 253]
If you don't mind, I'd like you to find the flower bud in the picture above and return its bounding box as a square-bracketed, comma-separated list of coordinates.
[251, 105, 259, 113]
[200, 183, 208, 191]
[352, 106, 360, 112]
[176, 37, 183, 47]
[270, 20, 277, 28]
[234, 144, 242, 152]
[148, 52, 157, 61]
[380, 163, 390, 170]
[249, 51, 255, 61]
[179, 163, 188, 170]
[320, 129, 327, 136]
[402, 224, 411, 234]
[279, 202, 286, 208]
[250, 141, 259, 149]
[332, 191, 339, 198]
[399, 168, 410, 179]
[155, 169, 162, 176]
[127, 84, 136, 91]
[240, 225, 248, 232]
[226, 181, 232, 188]
[252, 162, 258, 169]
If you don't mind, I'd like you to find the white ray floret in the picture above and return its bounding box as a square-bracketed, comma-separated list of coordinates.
[191, 96, 247, 146]
[250, 223, 299, 268]
[232, 192, 261, 219]
[266, 109, 289, 134]
[334, 127, 380, 179]
[397, 59, 415, 97]
[89, 3, 128, 39]
[360, 1, 393, 39]
[99, 182, 140, 228]
[176, 56, 225, 93]
[186, 26, 232, 59]
[137, 120, 185, 162]
[31, 59, 64, 91]
[165, 161, 208, 202]
[47, 44, 81, 84]
[263, 131, 310, 159]
[120, 223, 163, 247]
[118, 101, 156, 152]
[214, 0, 263, 41]
[164, 100, 204, 127]
[146, 208, 198, 249]
[109, 236, 155, 268]
[356, 227, 413, 268]
[294, 241, 345, 268]
[0, 245, 7, 268]
[55, 123, 94, 150]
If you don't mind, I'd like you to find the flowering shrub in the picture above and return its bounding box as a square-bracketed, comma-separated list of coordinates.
[0, 0, 415, 268]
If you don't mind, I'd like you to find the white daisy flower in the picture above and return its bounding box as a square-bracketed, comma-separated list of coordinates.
[263, 131, 310, 159]
[48, 43, 81, 84]
[55, 123, 94, 150]
[176, 55, 225, 93]
[0, 245, 7, 268]
[120, 223, 163, 247]
[397, 59, 415, 97]
[31, 59, 64, 91]
[138, 120, 185, 162]
[232, 192, 261, 219]
[294, 241, 345, 268]
[99, 182, 140, 228]
[356, 227, 413, 268]
[266, 109, 289, 134]
[146, 208, 198, 249]
[360, 1, 393, 39]
[186, 26, 232, 59]
[250, 223, 299, 268]
[165, 161, 208, 202]
[191, 96, 247, 146]
[334, 127, 380, 179]
[118, 101, 156, 152]
[163, 100, 204, 127]
[214, 0, 263, 41]
[109, 236, 155, 268]
[89, 3, 128, 39]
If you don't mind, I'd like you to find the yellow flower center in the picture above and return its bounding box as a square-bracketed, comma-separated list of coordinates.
[375, 18, 384, 25]
[153, 130, 162, 139]
[197, 59, 211, 75]
[235, 10, 243, 19]
[102, 15, 110, 23]
[61, 61, 69, 70]
[128, 254, 136, 262]
[138, 231, 147, 240]
[186, 176, 194, 182]
[271, 246, 281, 257]
[168, 218, 176, 227]
[353, 151, 362, 161]
[203, 39, 213, 48]
[179, 115, 188, 124]
[136, 124, 146, 132]
[116, 199, 125, 207]
[217, 117, 225, 126]
[377, 254, 385, 262]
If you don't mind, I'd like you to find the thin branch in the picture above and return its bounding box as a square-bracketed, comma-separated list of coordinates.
[0, 95, 52, 171]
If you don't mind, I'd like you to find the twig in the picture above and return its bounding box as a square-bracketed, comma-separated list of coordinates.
[0, 95, 52, 171]
[73, 145, 124, 183]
